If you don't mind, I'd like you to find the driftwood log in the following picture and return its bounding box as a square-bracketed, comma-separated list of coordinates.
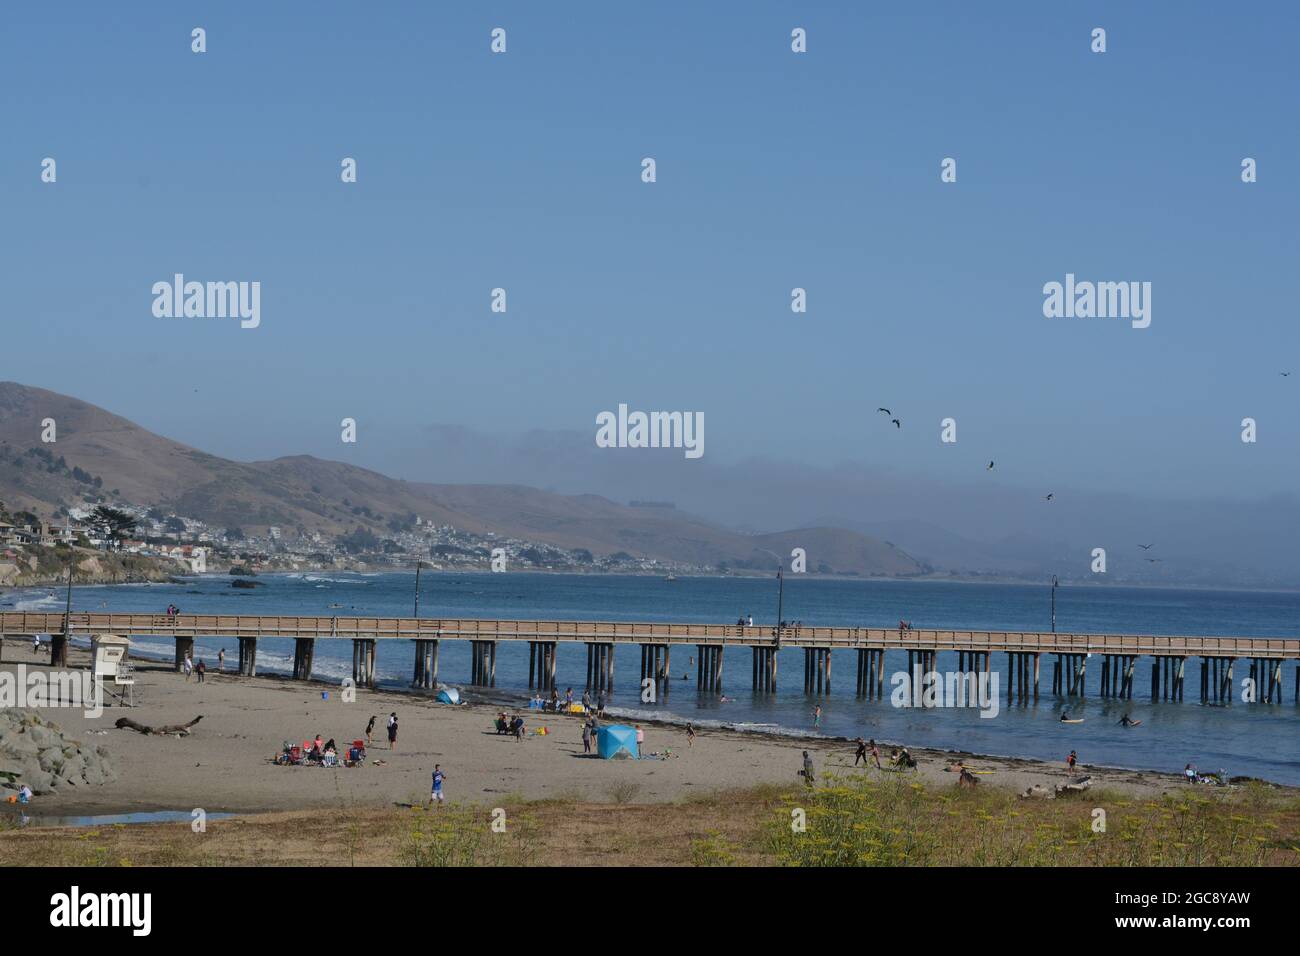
[114, 715, 204, 736]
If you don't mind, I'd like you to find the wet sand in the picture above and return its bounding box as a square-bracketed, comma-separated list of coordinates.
[0, 639, 1272, 818]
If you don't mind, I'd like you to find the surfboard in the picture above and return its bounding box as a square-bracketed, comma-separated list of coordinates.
[1060, 718, 1085, 723]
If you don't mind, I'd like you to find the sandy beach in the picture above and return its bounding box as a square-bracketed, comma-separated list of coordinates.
[1, 638, 1253, 821]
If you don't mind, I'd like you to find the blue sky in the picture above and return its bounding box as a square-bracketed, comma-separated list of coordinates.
[3, 1, 1297, 503]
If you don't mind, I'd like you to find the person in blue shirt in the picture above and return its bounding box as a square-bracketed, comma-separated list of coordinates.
[430, 765, 447, 805]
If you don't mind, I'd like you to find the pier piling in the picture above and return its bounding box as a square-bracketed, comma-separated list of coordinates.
[294, 638, 315, 681]
[174, 636, 194, 674]
[238, 637, 258, 677]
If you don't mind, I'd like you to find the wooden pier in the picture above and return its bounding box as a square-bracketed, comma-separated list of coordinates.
[3, 611, 1297, 703]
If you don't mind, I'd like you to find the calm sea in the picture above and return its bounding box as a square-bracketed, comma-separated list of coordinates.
[8, 572, 1300, 784]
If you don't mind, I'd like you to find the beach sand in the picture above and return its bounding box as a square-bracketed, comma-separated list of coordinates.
[0, 639, 1262, 819]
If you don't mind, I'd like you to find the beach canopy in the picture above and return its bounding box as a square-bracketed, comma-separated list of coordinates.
[436, 687, 461, 705]
[597, 724, 639, 760]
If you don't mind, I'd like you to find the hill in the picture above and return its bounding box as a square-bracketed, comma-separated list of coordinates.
[0, 382, 923, 577]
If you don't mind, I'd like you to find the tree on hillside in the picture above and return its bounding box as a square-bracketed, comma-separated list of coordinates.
[91, 506, 136, 545]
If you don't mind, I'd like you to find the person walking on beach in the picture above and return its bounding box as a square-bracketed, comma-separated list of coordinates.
[854, 737, 867, 766]
[597, 691, 607, 716]
[183, 654, 194, 681]
[196, 659, 206, 683]
[686, 722, 696, 747]
[635, 725, 645, 754]
[581, 719, 592, 754]
[430, 765, 447, 806]
[812, 704, 822, 729]
[565, 687, 574, 708]
[799, 751, 815, 787]
[581, 690, 591, 712]
[386, 712, 398, 750]
[217, 648, 224, 673]
[868, 738, 882, 770]
[365, 715, 377, 745]
[1066, 750, 1077, 775]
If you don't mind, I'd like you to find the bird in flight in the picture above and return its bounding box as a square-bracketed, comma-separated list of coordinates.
[891, 418, 902, 429]
[877, 407, 892, 416]
[1282, 371, 1292, 377]
[1145, 558, 1161, 564]
[987, 461, 995, 471]
[1043, 493, 1054, 501]
[1138, 543, 1154, 550]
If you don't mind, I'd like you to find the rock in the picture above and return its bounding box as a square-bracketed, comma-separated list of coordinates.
[37, 746, 65, 773]
[0, 710, 115, 794]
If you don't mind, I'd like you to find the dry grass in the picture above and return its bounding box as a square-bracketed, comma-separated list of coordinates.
[2, 777, 1296, 867]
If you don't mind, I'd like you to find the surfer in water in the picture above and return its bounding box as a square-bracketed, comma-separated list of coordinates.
[1118, 714, 1138, 727]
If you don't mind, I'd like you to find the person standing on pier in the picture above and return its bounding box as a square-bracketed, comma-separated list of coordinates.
[387, 712, 398, 750]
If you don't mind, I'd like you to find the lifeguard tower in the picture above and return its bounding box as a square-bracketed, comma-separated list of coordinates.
[91, 634, 134, 706]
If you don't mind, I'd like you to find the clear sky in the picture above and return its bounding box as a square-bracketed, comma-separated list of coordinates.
[3, 1, 1297, 504]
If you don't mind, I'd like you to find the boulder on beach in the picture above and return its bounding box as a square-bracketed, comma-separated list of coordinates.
[0, 710, 117, 796]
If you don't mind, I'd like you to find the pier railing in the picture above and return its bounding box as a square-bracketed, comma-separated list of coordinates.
[2, 611, 1296, 658]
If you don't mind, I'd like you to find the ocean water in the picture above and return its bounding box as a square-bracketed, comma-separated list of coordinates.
[7, 572, 1300, 784]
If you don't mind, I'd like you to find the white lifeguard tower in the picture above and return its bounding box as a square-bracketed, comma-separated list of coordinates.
[91, 633, 134, 706]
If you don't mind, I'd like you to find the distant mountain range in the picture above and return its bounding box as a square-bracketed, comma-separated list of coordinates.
[0, 382, 925, 577]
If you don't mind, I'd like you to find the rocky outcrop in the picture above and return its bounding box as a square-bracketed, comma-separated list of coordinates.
[0, 710, 117, 795]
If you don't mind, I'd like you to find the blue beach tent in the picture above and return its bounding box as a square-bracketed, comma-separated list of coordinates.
[436, 687, 461, 705]
[597, 725, 639, 760]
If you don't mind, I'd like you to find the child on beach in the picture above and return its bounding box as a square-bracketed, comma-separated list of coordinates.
[217, 648, 224, 673]
[387, 713, 398, 750]
[366, 715, 376, 745]
[1066, 750, 1078, 774]
[635, 725, 645, 753]
[582, 721, 592, 753]
[686, 723, 696, 747]
[430, 765, 446, 805]
[196, 659, 206, 683]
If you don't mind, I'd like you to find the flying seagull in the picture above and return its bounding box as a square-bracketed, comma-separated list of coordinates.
[1138, 543, 1154, 550]
[1145, 558, 1161, 563]
[891, 418, 901, 429]
[877, 407, 892, 416]
[987, 461, 995, 471]
[1282, 371, 1292, 377]
[1043, 493, 1054, 501]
